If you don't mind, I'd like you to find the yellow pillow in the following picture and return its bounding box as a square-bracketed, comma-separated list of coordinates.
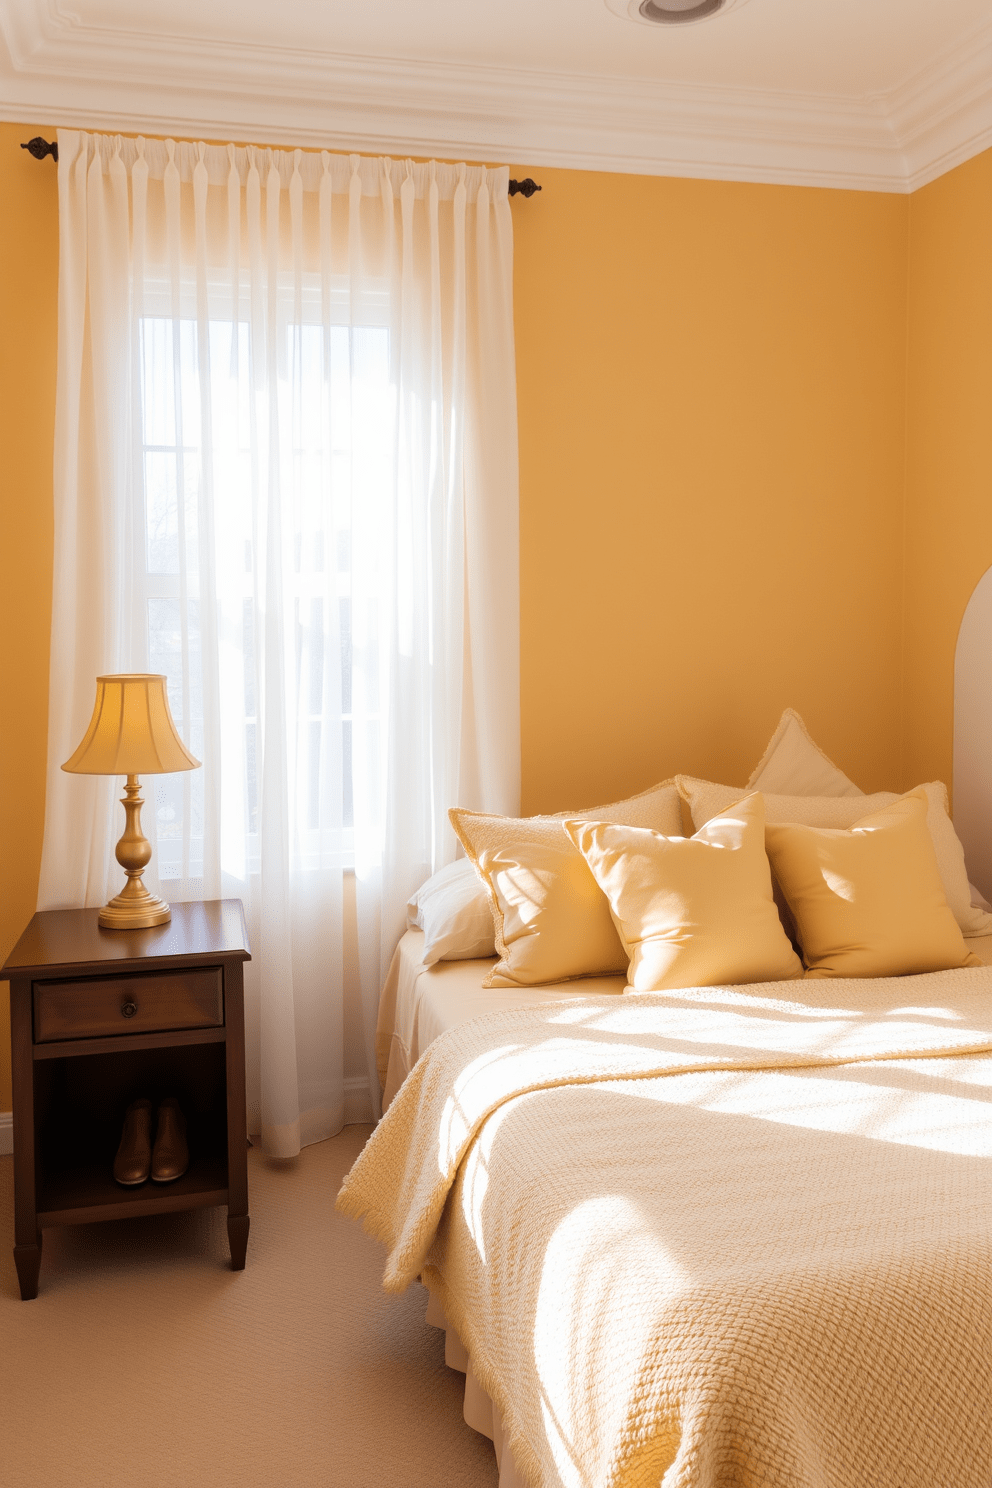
[764, 788, 982, 979]
[565, 794, 803, 993]
[450, 780, 683, 988]
[679, 775, 992, 939]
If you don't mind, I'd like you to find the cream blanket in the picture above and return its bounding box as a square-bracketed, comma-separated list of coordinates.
[338, 968, 992, 1487]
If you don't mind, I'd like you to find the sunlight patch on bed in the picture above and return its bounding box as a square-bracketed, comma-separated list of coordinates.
[543, 988, 860, 1024]
[543, 1010, 988, 1067]
[886, 1006, 963, 1020]
[534, 1195, 686, 1488]
[545, 985, 976, 1029]
[439, 1043, 523, 1173]
[458, 1096, 531, 1265]
[608, 1063, 992, 1155]
[900, 1053, 992, 1085]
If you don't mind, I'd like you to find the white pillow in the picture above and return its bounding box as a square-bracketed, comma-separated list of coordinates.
[747, 709, 862, 798]
[679, 776, 992, 940]
[406, 859, 496, 966]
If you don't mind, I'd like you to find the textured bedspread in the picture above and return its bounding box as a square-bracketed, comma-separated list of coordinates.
[338, 968, 992, 1487]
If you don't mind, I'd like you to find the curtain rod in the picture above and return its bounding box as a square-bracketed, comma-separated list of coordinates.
[19, 136, 542, 197]
[21, 136, 58, 162]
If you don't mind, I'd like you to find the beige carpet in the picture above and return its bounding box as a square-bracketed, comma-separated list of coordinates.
[0, 1126, 499, 1488]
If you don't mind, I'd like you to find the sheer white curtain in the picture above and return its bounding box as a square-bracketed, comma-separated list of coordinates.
[38, 131, 519, 1154]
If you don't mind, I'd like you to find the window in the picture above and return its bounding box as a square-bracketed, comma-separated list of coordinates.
[137, 281, 392, 882]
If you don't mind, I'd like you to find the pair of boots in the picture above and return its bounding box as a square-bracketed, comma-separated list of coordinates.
[113, 1097, 188, 1186]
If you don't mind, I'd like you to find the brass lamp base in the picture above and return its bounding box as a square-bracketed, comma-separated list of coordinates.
[99, 887, 172, 930]
[98, 773, 172, 931]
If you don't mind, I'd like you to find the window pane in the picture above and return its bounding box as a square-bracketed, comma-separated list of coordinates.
[141, 318, 176, 447]
[144, 453, 180, 575]
[139, 300, 391, 874]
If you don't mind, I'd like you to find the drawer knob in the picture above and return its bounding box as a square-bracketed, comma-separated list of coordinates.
[121, 1000, 138, 1019]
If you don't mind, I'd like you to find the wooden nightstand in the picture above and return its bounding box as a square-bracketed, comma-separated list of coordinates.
[2, 900, 252, 1300]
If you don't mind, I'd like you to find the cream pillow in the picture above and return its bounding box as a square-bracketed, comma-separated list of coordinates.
[764, 789, 981, 979]
[450, 780, 683, 988]
[747, 708, 862, 798]
[679, 776, 992, 939]
[565, 794, 803, 993]
[406, 859, 496, 965]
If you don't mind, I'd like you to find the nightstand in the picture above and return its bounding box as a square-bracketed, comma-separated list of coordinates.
[2, 899, 252, 1299]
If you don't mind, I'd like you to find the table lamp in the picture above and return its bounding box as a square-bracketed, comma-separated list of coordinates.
[62, 674, 201, 929]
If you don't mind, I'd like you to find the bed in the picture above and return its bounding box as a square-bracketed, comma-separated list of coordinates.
[343, 713, 992, 1488]
[350, 938, 992, 1488]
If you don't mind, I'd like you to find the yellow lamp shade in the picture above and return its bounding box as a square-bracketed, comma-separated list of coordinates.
[62, 674, 200, 777]
[61, 675, 199, 930]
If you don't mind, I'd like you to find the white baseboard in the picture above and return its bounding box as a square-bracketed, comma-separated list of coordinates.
[344, 1076, 374, 1126]
[0, 1111, 12, 1156]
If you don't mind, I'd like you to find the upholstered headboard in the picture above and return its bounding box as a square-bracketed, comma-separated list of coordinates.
[953, 566, 992, 902]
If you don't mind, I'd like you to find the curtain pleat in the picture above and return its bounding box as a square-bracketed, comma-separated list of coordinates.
[39, 130, 520, 1152]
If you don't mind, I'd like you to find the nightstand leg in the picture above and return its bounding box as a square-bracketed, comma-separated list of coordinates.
[14, 1232, 42, 1301]
[11, 978, 42, 1300]
[224, 961, 250, 1272]
[227, 1213, 250, 1270]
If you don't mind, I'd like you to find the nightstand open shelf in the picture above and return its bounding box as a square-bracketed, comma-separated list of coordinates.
[38, 1158, 230, 1227]
[3, 900, 252, 1299]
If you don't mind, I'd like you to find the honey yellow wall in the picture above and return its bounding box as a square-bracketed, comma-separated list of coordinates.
[0, 133, 926, 1112]
[0, 124, 58, 1112]
[513, 167, 909, 812]
[902, 148, 992, 797]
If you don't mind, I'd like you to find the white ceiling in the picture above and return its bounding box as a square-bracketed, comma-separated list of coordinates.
[2, 0, 992, 191]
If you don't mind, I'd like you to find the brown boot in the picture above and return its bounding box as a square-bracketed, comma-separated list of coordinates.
[151, 1098, 189, 1183]
[113, 1098, 152, 1186]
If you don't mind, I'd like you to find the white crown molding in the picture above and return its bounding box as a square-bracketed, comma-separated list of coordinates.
[884, 14, 992, 191]
[1, 0, 990, 193]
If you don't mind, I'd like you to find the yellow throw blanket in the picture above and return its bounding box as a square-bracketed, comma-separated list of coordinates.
[338, 968, 992, 1487]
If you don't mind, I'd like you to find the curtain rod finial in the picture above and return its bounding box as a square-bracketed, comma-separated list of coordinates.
[21, 136, 58, 163]
[508, 178, 541, 198]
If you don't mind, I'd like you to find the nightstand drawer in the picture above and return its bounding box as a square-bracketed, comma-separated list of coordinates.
[33, 968, 224, 1043]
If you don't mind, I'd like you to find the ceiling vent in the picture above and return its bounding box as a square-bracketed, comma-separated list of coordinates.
[605, 0, 749, 26]
[641, 0, 724, 22]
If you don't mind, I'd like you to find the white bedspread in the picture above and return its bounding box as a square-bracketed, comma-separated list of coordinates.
[378, 931, 992, 1107]
[376, 929, 626, 1108]
[344, 964, 992, 1488]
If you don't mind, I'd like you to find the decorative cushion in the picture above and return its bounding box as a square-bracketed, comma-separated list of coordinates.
[449, 781, 683, 988]
[565, 793, 803, 993]
[406, 859, 496, 965]
[746, 710, 989, 918]
[764, 789, 982, 979]
[747, 708, 862, 798]
[679, 776, 992, 939]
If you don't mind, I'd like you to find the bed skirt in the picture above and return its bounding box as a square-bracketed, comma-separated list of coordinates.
[424, 1286, 527, 1488]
